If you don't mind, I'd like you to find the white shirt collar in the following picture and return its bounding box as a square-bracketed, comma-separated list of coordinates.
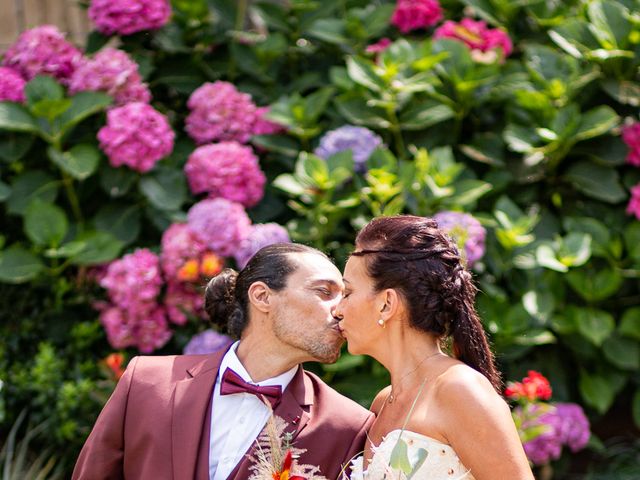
[218, 340, 298, 389]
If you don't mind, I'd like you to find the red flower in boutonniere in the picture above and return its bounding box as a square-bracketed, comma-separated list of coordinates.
[272, 450, 305, 480]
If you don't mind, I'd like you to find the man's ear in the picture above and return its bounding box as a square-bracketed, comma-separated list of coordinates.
[379, 288, 402, 322]
[247, 281, 272, 313]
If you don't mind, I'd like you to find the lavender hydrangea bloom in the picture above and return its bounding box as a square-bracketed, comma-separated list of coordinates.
[186, 198, 252, 257]
[433, 211, 486, 268]
[234, 223, 291, 269]
[522, 409, 564, 465]
[554, 403, 590, 452]
[184, 329, 232, 355]
[314, 125, 383, 173]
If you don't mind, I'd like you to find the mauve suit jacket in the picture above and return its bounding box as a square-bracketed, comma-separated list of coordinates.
[72, 345, 374, 480]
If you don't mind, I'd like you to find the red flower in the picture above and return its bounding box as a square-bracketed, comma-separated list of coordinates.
[505, 370, 552, 402]
[272, 450, 305, 480]
[103, 353, 125, 380]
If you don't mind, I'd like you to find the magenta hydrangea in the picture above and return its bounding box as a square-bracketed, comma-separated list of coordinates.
[0, 67, 26, 103]
[366, 38, 392, 54]
[553, 403, 590, 452]
[97, 102, 174, 172]
[433, 211, 486, 268]
[100, 248, 163, 311]
[164, 281, 206, 326]
[160, 223, 207, 279]
[184, 329, 232, 355]
[89, 0, 172, 36]
[234, 223, 291, 269]
[185, 142, 266, 207]
[622, 123, 640, 167]
[186, 198, 252, 257]
[626, 184, 640, 220]
[69, 48, 151, 105]
[100, 304, 172, 353]
[2, 25, 82, 84]
[314, 125, 383, 173]
[391, 0, 443, 33]
[434, 18, 513, 61]
[185, 81, 258, 144]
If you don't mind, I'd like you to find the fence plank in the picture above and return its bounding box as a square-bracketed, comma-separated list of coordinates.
[1, 0, 91, 51]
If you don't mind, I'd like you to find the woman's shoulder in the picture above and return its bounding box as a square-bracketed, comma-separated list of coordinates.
[433, 360, 506, 411]
[369, 385, 392, 415]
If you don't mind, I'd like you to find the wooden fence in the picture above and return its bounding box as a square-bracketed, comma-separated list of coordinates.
[1, 0, 90, 51]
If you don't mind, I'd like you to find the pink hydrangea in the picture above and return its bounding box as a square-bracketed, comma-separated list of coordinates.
[234, 223, 291, 269]
[627, 184, 640, 220]
[97, 102, 174, 172]
[69, 48, 151, 105]
[622, 123, 640, 167]
[366, 38, 392, 54]
[100, 248, 163, 310]
[434, 18, 513, 60]
[2, 25, 82, 84]
[100, 304, 172, 353]
[0, 67, 26, 103]
[164, 281, 206, 325]
[89, 0, 172, 36]
[185, 81, 258, 144]
[391, 0, 443, 33]
[160, 223, 207, 278]
[434, 211, 486, 268]
[186, 198, 252, 257]
[185, 142, 266, 207]
[252, 107, 285, 136]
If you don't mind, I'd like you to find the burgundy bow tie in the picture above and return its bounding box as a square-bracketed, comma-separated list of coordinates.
[219, 368, 283, 407]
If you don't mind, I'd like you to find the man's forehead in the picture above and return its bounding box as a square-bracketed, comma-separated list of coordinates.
[287, 252, 342, 282]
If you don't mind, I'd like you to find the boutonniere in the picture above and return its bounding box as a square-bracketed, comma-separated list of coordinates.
[248, 401, 327, 480]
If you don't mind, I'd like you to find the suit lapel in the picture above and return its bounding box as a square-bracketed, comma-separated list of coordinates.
[171, 344, 232, 480]
[228, 367, 314, 480]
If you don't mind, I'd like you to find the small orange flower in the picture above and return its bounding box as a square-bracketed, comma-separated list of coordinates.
[200, 253, 223, 277]
[177, 259, 200, 282]
[103, 353, 125, 380]
[272, 451, 305, 480]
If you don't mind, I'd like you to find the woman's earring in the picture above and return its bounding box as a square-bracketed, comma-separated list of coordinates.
[377, 318, 385, 328]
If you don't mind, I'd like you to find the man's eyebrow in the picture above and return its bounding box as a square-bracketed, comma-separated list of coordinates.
[308, 279, 342, 287]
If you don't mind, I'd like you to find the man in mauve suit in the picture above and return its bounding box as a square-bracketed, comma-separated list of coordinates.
[73, 243, 374, 480]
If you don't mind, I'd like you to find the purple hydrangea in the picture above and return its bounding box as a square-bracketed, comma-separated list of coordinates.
[184, 142, 266, 207]
[314, 125, 383, 173]
[69, 48, 151, 105]
[518, 402, 590, 466]
[89, 0, 172, 36]
[553, 403, 590, 452]
[186, 198, 252, 257]
[97, 102, 174, 172]
[2, 25, 82, 84]
[433, 211, 486, 268]
[185, 81, 258, 145]
[184, 329, 232, 355]
[234, 223, 291, 269]
[0, 67, 26, 103]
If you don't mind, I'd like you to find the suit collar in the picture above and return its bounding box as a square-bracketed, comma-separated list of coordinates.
[171, 342, 233, 480]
